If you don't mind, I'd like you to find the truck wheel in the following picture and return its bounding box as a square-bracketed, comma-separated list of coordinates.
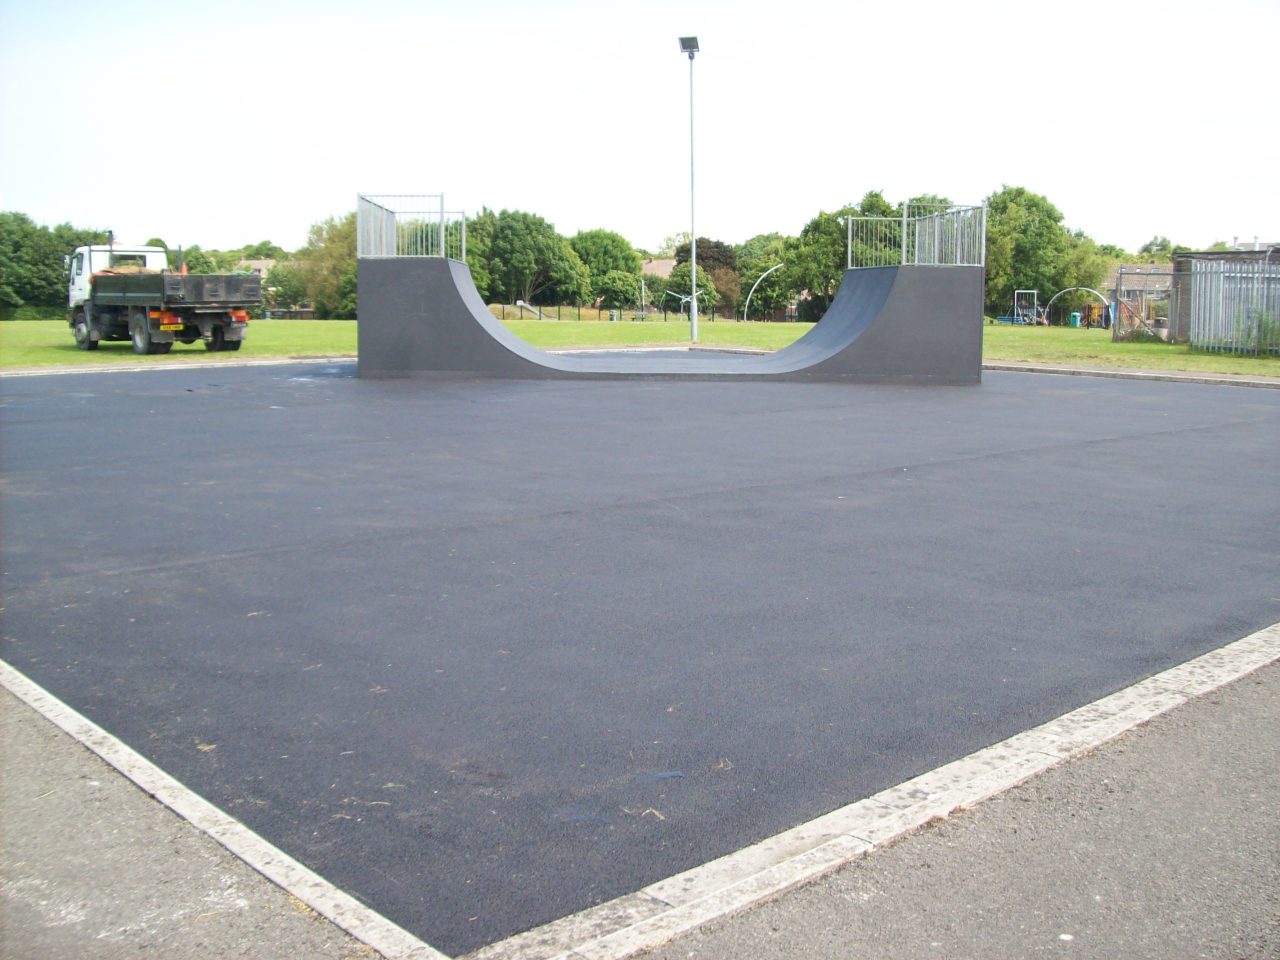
[153, 342, 172, 354]
[131, 317, 153, 355]
[205, 325, 226, 352]
[222, 339, 242, 352]
[74, 312, 98, 351]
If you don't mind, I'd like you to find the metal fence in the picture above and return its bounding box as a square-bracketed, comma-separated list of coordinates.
[843, 216, 903, 268]
[1181, 259, 1280, 355]
[1111, 269, 1175, 341]
[905, 204, 986, 267]
[357, 194, 467, 260]
[842, 204, 986, 268]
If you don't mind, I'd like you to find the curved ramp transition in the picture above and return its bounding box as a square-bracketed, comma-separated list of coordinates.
[357, 258, 983, 384]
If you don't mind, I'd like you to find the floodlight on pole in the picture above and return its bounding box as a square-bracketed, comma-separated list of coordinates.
[679, 36, 699, 343]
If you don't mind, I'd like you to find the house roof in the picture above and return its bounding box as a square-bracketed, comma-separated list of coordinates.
[1105, 263, 1173, 292]
[642, 257, 676, 279]
[237, 258, 276, 276]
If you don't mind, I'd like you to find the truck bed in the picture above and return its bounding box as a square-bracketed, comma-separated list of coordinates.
[91, 272, 262, 308]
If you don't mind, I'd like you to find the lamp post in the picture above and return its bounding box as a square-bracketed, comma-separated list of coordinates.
[679, 36, 699, 343]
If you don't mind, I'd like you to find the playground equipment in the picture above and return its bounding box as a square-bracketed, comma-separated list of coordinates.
[1043, 287, 1111, 328]
[996, 290, 1043, 324]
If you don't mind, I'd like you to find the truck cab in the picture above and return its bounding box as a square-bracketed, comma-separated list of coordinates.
[67, 245, 170, 312]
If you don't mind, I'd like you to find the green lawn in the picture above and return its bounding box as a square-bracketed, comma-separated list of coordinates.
[0, 319, 358, 367]
[981, 324, 1280, 377]
[3, 317, 1278, 379]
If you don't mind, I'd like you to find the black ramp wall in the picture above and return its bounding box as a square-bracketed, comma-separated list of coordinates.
[357, 257, 983, 384]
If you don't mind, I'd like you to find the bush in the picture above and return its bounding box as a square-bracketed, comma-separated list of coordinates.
[0, 305, 66, 321]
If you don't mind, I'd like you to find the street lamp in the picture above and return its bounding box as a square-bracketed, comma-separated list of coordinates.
[679, 36, 699, 343]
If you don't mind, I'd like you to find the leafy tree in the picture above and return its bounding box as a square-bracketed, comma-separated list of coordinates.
[786, 205, 856, 320]
[179, 245, 218, 274]
[1053, 232, 1110, 314]
[707, 266, 741, 318]
[666, 261, 718, 314]
[656, 232, 688, 257]
[465, 208, 498, 300]
[569, 229, 640, 296]
[264, 262, 307, 310]
[736, 233, 793, 319]
[597, 270, 639, 308]
[856, 190, 898, 219]
[297, 212, 357, 319]
[209, 248, 244, 272]
[674, 236, 737, 273]
[983, 185, 1072, 316]
[785, 191, 904, 320]
[639, 273, 667, 311]
[736, 232, 787, 264]
[547, 245, 592, 306]
[240, 240, 288, 260]
[1137, 235, 1173, 260]
[485, 209, 587, 305]
[0, 212, 108, 307]
[904, 192, 953, 213]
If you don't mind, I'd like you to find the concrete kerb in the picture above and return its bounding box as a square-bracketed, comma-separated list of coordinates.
[4, 622, 1278, 960]
[982, 361, 1280, 389]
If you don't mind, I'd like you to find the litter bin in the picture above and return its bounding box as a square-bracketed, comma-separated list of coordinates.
[609, 310, 618, 322]
[1069, 311, 1081, 328]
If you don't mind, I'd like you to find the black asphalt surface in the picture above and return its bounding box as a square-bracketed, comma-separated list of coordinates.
[2, 363, 1277, 956]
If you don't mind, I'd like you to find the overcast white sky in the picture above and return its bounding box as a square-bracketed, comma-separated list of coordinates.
[2, 0, 1276, 255]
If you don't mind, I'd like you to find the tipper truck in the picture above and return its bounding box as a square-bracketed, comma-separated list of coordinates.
[67, 244, 260, 354]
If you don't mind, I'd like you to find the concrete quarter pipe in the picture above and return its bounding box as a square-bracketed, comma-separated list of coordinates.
[357, 257, 983, 383]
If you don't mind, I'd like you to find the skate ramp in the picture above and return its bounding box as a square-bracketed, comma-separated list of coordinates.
[357, 257, 982, 384]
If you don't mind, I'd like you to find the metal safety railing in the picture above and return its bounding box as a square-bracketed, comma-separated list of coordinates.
[904, 204, 986, 267]
[842, 216, 904, 268]
[357, 194, 467, 260]
[841, 204, 986, 269]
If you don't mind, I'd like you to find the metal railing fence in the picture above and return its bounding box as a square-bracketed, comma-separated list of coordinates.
[842, 204, 986, 268]
[843, 217, 903, 268]
[1183, 259, 1280, 355]
[904, 204, 986, 267]
[357, 194, 467, 260]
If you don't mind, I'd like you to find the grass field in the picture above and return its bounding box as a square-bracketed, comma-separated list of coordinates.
[0, 319, 359, 367]
[3, 317, 1278, 378]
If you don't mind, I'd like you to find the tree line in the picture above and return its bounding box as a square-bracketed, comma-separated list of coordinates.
[0, 191, 1222, 321]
